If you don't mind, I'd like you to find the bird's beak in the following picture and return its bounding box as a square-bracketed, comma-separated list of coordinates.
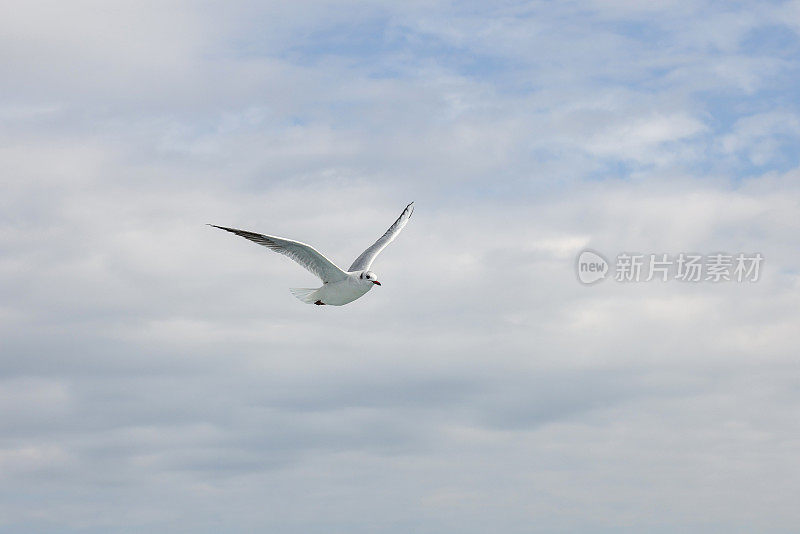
[372, 281, 381, 286]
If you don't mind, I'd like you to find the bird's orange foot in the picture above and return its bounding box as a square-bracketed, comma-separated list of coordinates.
[314, 300, 325, 305]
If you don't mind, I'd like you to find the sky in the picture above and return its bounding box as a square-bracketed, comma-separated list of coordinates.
[1, 1, 800, 532]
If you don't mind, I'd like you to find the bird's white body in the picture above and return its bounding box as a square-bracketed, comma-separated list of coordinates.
[290, 273, 374, 306]
[210, 202, 413, 306]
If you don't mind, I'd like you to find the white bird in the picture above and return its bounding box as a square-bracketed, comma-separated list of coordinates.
[209, 202, 414, 306]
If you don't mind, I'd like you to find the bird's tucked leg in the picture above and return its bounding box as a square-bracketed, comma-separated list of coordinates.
[314, 300, 325, 305]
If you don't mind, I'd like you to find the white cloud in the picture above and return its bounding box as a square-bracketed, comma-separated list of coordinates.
[720, 111, 800, 165]
[1, 1, 800, 532]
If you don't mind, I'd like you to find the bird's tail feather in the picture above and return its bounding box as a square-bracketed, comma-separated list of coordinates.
[289, 288, 319, 304]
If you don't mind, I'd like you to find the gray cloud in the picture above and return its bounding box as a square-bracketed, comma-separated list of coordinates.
[1, 1, 800, 533]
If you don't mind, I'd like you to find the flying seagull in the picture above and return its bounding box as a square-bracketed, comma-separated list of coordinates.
[209, 202, 414, 306]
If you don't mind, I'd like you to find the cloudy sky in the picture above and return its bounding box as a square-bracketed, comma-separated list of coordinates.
[2, 1, 800, 532]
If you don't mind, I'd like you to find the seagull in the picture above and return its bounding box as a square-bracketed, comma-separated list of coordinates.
[209, 202, 414, 306]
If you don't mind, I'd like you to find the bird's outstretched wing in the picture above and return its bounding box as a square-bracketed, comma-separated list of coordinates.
[209, 225, 348, 283]
[348, 202, 414, 272]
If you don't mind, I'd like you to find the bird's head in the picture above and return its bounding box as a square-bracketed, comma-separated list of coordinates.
[359, 270, 381, 286]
